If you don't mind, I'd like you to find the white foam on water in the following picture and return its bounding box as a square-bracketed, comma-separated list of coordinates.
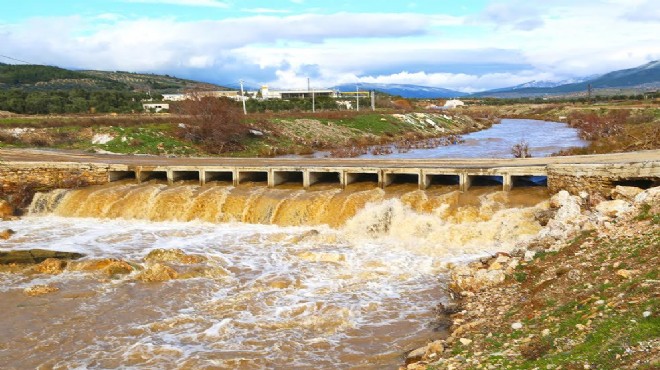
[0, 191, 546, 368]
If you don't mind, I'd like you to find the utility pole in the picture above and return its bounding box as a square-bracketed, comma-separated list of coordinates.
[312, 88, 316, 113]
[371, 90, 375, 111]
[587, 83, 592, 104]
[307, 77, 310, 92]
[356, 84, 360, 112]
[239, 79, 247, 115]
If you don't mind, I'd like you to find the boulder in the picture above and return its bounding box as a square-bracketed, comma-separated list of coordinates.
[104, 260, 135, 276]
[138, 263, 178, 282]
[450, 265, 505, 293]
[423, 340, 445, 360]
[144, 249, 206, 264]
[0, 229, 16, 240]
[634, 187, 660, 207]
[550, 191, 583, 223]
[0, 249, 85, 265]
[34, 258, 67, 274]
[0, 200, 14, 219]
[594, 199, 632, 218]
[406, 345, 428, 364]
[24, 284, 59, 296]
[610, 186, 643, 201]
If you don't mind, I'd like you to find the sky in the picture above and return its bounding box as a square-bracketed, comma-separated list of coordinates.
[1, 0, 659, 92]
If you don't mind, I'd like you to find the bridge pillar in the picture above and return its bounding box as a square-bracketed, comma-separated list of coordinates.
[420, 172, 429, 190]
[460, 173, 471, 192]
[166, 170, 174, 185]
[503, 174, 512, 191]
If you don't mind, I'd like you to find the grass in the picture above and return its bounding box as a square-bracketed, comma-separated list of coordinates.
[329, 113, 405, 134]
[98, 125, 196, 155]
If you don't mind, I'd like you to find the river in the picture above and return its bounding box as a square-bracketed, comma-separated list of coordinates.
[357, 118, 586, 159]
[0, 119, 587, 369]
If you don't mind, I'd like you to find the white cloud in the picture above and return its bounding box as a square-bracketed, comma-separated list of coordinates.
[123, 0, 228, 8]
[242, 8, 291, 14]
[1, 1, 658, 92]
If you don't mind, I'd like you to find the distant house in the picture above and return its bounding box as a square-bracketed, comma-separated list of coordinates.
[444, 99, 465, 109]
[162, 91, 241, 101]
[259, 85, 338, 100]
[162, 94, 186, 101]
[142, 103, 170, 112]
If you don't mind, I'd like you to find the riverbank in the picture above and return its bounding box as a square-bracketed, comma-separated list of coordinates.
[0, 110, 493, 157]
[403, 185, 659, 369]
[458, 102, 660, 155]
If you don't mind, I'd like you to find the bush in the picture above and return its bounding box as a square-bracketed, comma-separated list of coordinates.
[511, 139, 532, 158]
[174, 96, 247, 154]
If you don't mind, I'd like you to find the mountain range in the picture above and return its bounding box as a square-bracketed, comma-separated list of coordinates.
[472, 61, 660, 98]
[335, 61, 659, 98]
[1, 60, 658, 99]
[333, 83, 463, 98]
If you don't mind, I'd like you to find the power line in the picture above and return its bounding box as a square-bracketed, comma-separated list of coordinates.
[0, 54, 34, 64]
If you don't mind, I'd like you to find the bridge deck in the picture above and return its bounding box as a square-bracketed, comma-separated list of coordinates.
[1, 149, 659, 191]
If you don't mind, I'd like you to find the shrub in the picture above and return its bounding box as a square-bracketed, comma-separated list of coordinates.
[174, 96, 247, 154]
[511, 139, 532, 158]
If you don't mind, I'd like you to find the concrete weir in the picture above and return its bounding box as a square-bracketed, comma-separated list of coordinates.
[0, 149, 658, 196]
[125, 165, 551, 191]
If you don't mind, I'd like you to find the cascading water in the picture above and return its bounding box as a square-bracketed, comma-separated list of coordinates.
[1, 180, 549, 369]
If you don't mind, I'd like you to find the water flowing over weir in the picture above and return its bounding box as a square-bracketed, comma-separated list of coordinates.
[2, 181, 549, 369]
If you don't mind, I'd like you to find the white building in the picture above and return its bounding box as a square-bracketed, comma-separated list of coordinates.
[162, 91, 241, 101]
[259, 85, 338, 100]
[142, 103, 170, 112]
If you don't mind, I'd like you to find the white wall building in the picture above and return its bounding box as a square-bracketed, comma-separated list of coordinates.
[142, 103, 170, 112]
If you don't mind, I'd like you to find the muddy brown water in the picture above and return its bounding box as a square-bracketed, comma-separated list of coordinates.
[0, 181, 549, 369]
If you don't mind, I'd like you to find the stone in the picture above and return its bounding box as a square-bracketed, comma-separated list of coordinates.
[642, 311, 651, 318]
[24, 284, 59, 296]
[541, 329, 551, 337]
[524, 251, 536, 262]
[0, 229, 16, 240]
[610, 186, 643, 201]
[144, 249, 206, 264]
[616, 269, 639, 279]
[576, 324, 586, 330]
[594, 300, 605, 306]
[449, 266, 505, 292]
[634, 187, 660, 206]
[534, 209, 555, 226]
[138, 263, 178, 282]
[459, 338, 473, 345]
[512, 322, 523, 330]
[104, 260, 135, 276]
[0, 200, 14, 218]
[595, 200, 632, 218]
[34, 258, 67, 274]
[0, 249, 85, 265]
[423, 340, 445, 360]
[406, 345, 428, 364]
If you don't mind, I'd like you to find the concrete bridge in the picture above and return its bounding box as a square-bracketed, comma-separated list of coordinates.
[0, 149, 659, 194]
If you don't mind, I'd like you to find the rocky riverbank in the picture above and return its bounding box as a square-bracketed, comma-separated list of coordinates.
[403, 185, 659, 369]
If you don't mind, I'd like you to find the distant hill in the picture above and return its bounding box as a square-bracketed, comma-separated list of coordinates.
[334, 83, 464, 98]
[474, 61, 660, 98]
[0, 63, 229, 93]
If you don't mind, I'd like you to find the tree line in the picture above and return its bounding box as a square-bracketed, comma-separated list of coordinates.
[0, 89, 149, 114]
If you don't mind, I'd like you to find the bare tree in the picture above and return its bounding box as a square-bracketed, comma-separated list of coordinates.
[511, 139, 532, 158]
[175, 94, 247, 154]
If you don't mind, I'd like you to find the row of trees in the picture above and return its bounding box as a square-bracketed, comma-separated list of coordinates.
[0, 89, 148, 114]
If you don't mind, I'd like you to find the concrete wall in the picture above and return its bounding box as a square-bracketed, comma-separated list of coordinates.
[0, 162, 123, 196]
[547, 162, 660, 195]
